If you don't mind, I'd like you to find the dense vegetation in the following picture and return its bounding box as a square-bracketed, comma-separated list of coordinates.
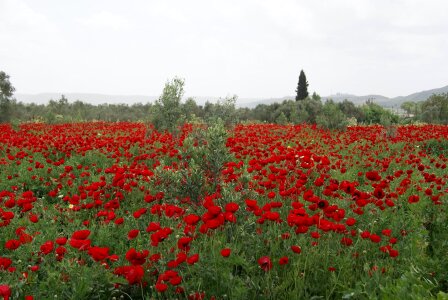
[1, 71, 448, 299]
[0, 122, 447, 299]
[1, 72, 446, 130]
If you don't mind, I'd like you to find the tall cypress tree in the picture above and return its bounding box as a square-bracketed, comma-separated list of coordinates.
[295, 70, 309, 101]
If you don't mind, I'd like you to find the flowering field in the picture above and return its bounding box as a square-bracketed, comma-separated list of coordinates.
[1, 122, 448, 299]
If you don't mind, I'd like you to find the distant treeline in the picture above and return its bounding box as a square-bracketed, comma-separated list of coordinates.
[4, 92, 448, 128]
[2, 71, 447, 128]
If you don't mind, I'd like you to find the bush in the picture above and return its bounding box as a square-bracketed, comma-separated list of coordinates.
[316, 100, 348, 130]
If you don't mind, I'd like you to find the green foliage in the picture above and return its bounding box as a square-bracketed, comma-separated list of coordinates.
[423, 138, 448, 156]
[311, 91, 321, 101]
[338, 99, 365, 121]
[205, 118, 231, 187]
[0, 71, 15, 123]
[151, 77, 185, 134]
[297, 97, 323, 123]
[378, 266, 437, 300]
[203, 96, 238, 127]
[316, 99, 348, 130]
[401, 101, 421, 117]
[295, 69, 309, 101]
[275, 112, 288, 125]
[420, 93, 448, 124]
[361, 101, 399, 125]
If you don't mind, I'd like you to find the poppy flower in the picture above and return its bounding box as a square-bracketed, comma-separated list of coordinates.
[71, 230, 91, 240]
[40, 240, 54, 255]
[258, 256, 273, 272]
[55, 237, 68, 245]
[126, 248, 149, 265]
[125, 265, 145, 285]
[187, 253, 199, 265]
[0, 257, 12, 270]
[381, 229, 392, 237]
[370, 234, 381, 243]
[408, 195, 420, 204]
[127, 229, 139, 240]
[184, 214, 201, 226]
[389, 249, 399, 258]
[340, 237, 353, 246]
[221, 248, 231, 257]
[225, 202, 239, 213]
[0, 285, 11, 300]
[366, 171, 381, 181]
[155, 282, 168, 292]
[88, 246, 110, 261]
[291, 245, 302, 254]
[4, 239, 20, 250]
[345, 218, 356, 226]
[279, 256, 289, 265]
[177, 237, 193, 251]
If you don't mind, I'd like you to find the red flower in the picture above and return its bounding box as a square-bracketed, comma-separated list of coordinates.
[0, 285, 11, 300]
[184, 214, 201, 226]
[389, 249, 399, 258]
[5, 239, 20, 250]
[40, 240, 54, 255]
[258, 256, 273, 272]
[28, 214, 39, 223]
[370, 234, 381, 243]
[170, 275, 182, 286]
[69, 238, 91, 250]
[366, 171, 381, 181]
[55, 237, 67, 245]
[71, 230, 91, 240]
[310, 231, 320, 239]
[125, 248, 149, 265]
[225, 202, 239, 213]
[291, 245, 302, 254]
[341, 237, 353, 246]
[125, 265, 145, 285]
[381, 229, 392, 237]
[408, 195, 420, 204]
[114, 265, 145, 285]
[345, 218, 356, 226]
[155, 282, 168, 292]
[127, 229, 139, 240]
[177, 236, 193, 251]
[146, 222, 161, 232]
[360, 231, 371, 239]
[278, 256, 289, 265]
[88, 246, 110, 261]
[187, 253, 199, 265]
[114, 217, 124, 225]
[221, 248, 231, 257]
[0, 257, 13, 270]
[55, 246, 67, 260]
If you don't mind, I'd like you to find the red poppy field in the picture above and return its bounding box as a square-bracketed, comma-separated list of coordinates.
[1, 122, 448, 299]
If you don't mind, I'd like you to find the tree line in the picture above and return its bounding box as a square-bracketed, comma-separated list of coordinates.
[401, 94, 448, 125]
[1, 70, 446, 130]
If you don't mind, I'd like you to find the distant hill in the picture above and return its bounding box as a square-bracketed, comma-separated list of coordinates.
[241, 85, 448, 108]
[392, 85, 448, 104]
[14, 85, 448, 108]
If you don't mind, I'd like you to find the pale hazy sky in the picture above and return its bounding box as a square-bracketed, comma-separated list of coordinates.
[1, 0, 447, 100]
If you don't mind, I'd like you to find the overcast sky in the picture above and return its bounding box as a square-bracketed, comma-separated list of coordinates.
[1, 0, 447, 101]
